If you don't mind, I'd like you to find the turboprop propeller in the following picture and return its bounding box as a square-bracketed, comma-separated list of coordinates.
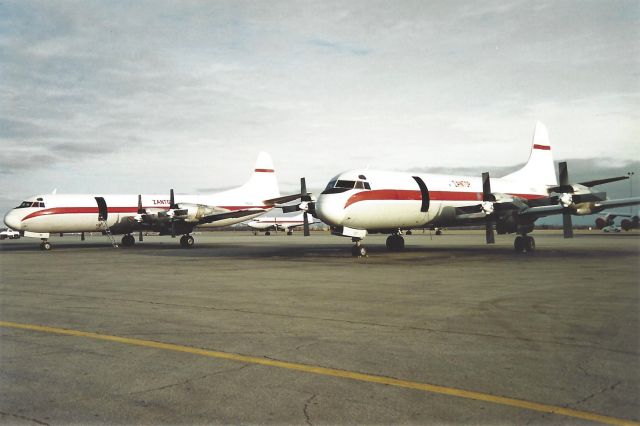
[281, 177, 315, 236]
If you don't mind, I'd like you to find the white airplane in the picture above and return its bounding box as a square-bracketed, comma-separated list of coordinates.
[285, 122, 640, 256]
[246, 212, 319, 235]
[3, 152, 299, 250]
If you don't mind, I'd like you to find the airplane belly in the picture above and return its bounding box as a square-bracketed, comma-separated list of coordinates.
[343, 200, 428, 229]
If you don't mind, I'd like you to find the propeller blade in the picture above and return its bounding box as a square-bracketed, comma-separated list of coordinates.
[170, 189, 177, 209]
[301, 177, 312, 202]
[303, 212, 310, 236]
[137, 194, 144, 214]
[559, 161, 569, 186]
[482, 172, 495, 244]
[486, 221, 495, 244]
[559, 162, 574, 238]
[563, 212, 574, 238]
[482, 172, 495, 202]
[139, 230, 143, 242]
[171, 221, 176, 238]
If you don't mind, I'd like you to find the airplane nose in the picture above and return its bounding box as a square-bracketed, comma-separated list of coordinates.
[315, 195, 345, 226]
[4, 210, 22, 230]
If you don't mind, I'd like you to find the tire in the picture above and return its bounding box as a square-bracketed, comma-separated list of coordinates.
[514, 236, 525, 253]
[435, 230, 442, 236]
[406, 230, 412, 235]
[524, 236, 535, 252]
[351, 245, 367, 257]
[121, 235, 135, 247]
[386, 235, 405, 251]
[181, 235, 195, 248]
[265, 231, 271, 236]
[40, 242, 52, 251]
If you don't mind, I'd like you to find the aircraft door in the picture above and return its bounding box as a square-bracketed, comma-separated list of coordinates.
[412, 176, 430, 212]
[95, 197, 108, 221]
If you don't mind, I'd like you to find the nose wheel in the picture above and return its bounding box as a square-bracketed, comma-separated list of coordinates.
[514, 235, 535, 253]
[351, 239, 367, 257]
[39, 240, 52, 251]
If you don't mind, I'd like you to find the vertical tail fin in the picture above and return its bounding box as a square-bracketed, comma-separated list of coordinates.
[502, 121, 558, 187]
[238, 151, 281, 202]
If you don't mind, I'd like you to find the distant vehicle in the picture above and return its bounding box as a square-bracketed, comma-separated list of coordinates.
[246, 212, 319, 235]
[0, 228, 20, 240]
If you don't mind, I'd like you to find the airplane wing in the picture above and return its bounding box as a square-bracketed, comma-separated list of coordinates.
[198, 209, 267, 224]
[518, 196, 640, 219]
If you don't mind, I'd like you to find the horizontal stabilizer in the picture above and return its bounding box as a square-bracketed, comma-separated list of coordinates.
[579, 176, 629, 188]
[264, 193, 304, 206]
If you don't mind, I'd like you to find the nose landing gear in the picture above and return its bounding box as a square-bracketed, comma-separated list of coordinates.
[351, 238, 367, 257]
[39, 239, 51, 250]
[514, 234, 535, 253]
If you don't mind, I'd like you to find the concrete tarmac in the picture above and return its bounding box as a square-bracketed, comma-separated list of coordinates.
[0, 230, 639, 425]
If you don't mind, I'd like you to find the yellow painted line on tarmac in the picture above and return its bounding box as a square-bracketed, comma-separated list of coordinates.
[1, 320, 637, 426]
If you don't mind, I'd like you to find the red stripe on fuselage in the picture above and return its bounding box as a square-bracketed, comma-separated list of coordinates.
[533, 144, 551, 150]
[21, 206, 269, 221]
[254, 169, 275, 173]
[344, 190, 545, 208]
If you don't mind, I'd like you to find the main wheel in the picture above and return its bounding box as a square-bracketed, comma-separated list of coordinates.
[406, 230, 412, 235]
[265, 231, 271, 236]
[180, 235, 195, 248]
[386, 234, 405, 251]
[514, 236, 525, 253]
[121, 235, 135, 247]
[287, 230, 293, 236]
[524, 236, 535, 252]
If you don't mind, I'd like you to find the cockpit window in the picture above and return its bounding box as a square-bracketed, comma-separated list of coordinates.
[335, 180, 356, 189]
[324, 180, 338, 191]
[364, 182, 371, 190]
[16, 201, 44, 208]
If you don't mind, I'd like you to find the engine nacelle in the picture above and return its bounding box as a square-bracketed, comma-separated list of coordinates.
[574, 202, 596, 215]
[176, 203, 219, 223]
[595, 217, 608, 230]
[621, 216, 639, 231]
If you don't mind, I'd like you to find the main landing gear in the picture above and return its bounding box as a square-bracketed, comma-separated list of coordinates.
[386, 233, 405, 252]
[514, 234, 535, 253]
[180, 234, 195, 248]
[121, 234, 136, 247]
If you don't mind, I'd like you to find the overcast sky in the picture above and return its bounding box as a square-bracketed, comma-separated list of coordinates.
[1, 0, 638, 215]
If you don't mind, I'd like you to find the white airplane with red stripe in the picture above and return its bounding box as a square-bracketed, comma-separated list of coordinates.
[246, 212, 319, 235]
[289, 122, 640, 256]
[3, 152, 298, 250]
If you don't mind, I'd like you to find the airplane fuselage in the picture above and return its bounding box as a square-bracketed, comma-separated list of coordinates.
[4, 193, 269, 235]
[315, 169, 547, 234]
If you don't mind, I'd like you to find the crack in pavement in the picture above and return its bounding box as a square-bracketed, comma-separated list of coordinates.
[0, 411, 50, 425]
[303, 394, 317, 426]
